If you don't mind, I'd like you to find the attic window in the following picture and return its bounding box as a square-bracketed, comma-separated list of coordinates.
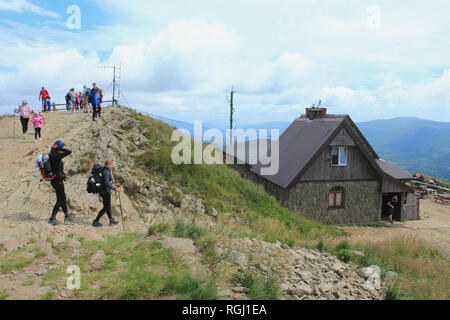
[329, 186, 345, 209]
[331, 147, 347, 166]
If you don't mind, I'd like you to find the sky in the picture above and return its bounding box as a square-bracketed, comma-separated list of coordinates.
[1, 0, 450, 126]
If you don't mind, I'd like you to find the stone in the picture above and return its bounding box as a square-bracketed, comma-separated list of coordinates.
[288, 284, 313, 296]
[385, 271, 399, 282]
[281, 244, 290, 250]
[210, 208, 219, 217]
[159, 237, 197, 255]
[180, 196, 196, 213]
[89, 250, 106, 270]
[356, 265, 381, 280]
[229, 250, 248, 267]
[125, 176, 143, 194]
[37, 286, 52, 295]
[280, 283, 290, 291]
[35, 270, 45, 276]
[196, 199, 206, 215]
[232, 287, 249, 294]
[350, 250, 365, 257]
[31, 240, 53, 256]
[318, 283, 332, 293]
[66, 239, 81, 249]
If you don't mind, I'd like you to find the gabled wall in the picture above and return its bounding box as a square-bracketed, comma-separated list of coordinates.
[300, 128, 379, 181]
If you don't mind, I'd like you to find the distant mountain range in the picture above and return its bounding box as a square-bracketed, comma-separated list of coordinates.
[143, 110, 450, 181]
[357, 117, 450, 181]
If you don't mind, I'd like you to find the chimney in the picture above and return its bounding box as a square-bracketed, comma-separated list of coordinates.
[305, 107, 327, 120]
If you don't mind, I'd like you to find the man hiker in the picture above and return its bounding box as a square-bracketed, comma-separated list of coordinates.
[92, 159, 120, 227]
[39, 87, 50, 113]
[48, 141, 75, 226]
[387, 195, 398, 224]
[90, 83, 101, 121]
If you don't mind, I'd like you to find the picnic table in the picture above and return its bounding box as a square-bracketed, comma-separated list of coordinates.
[426, 188, 437, 195]
[434, 193, 450, 204]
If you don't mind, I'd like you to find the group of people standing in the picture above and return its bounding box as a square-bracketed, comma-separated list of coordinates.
[47, 142, 121, 228]
[66, 83, 104, 121]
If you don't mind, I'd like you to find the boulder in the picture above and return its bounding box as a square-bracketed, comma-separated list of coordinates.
[66, 239, 81, 249]
[125, 176, 143, 194]
[232, 287, 249, 294]
[229, 250, 248, 267]
[180, 196, 196, 213]
[357, 265, 381, 280]
[288, 284, 313, 296]
[89, 250, 106, 270]
[210, 208, 219, 218]
[159, 237, 197, 255]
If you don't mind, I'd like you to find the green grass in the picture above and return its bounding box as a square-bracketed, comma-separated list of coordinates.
[147, 223, 171, 237]
[43, 231, 219, 300]
[232, 271, 281, 300]
[132, 112, 345, 246]
[0, 289, 9, 300]
[0, 249, 35, 273]
[22, 279, 35, 286]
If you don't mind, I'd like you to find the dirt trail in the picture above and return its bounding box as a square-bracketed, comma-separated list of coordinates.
[0, 109, 150, 300]
[343, 198, 450, 258]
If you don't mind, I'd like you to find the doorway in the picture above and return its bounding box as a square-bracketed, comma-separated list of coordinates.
[382, 193, 402, 221]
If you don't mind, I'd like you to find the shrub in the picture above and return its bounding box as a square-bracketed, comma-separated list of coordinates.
[335, 240, 351, 251]
[336, 249, 353, 263]
[317, 239, 325, 252]
[233, 271, 281, 300]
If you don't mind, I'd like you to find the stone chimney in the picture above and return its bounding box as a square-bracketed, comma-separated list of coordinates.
[305, 107, 327, 120]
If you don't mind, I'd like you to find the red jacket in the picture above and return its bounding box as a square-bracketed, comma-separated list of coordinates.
[40, 90, 49, 100]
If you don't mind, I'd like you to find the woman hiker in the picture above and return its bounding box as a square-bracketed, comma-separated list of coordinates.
[14, 100, 31, 139]
[31, 110, 45, 143]
[92, 159, 120, 227]
[48, 141, 75, 226]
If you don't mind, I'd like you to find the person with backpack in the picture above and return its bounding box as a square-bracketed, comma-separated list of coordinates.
[83, 85, 91, 113]
[98, 89, 104, 118]
[14, 100, 31, 139]
[92, 159, 120, 227]
[91, 83, 101, 121]
[387, 194, 398, 224]
[31, 110, 45, 143]
[48, 141, 74, 226]
[39, 87, 50, 113]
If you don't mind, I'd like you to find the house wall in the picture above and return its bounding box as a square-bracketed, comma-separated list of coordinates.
[300, 128, 378, 181]
[287, 180, 381, 224]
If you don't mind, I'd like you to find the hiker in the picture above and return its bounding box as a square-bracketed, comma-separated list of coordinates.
[82, 85, 91, 113]
[14, 100, 32, 139]
[92, 159, 120, 227]
[70, 89, 77, 113]
[39, 87, 50, 113]
[98, 89, 104, 118]
[31, 110, 45, 143]
[47, 97, 52, 112]
[78, 91, 83, 111]
[387, 195, 398, 224]
[90, 83, 101, 121]
[48, 141, 74, 225]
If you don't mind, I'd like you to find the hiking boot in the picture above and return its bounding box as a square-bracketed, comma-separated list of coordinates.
[48, 219, 58, 226]
[92, 220, 103, 228]
[65, 214, 75, 223]
[109, 219, 119, 226]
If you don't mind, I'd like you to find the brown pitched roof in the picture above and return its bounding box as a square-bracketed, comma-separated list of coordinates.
[251, 117, 347, 189]
[376, 159, 413, 180]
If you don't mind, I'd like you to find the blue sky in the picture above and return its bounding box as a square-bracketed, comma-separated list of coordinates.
[1, 0, 450, 125]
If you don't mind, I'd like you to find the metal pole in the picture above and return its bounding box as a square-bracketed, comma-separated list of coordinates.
[230, 86, 235, 144]
[118, 190, 125, 231]
[112, 66, 116, 106]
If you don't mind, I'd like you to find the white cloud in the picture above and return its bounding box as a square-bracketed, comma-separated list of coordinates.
[0, 0, 60, 18]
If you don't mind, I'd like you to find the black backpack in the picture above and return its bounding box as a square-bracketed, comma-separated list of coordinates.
[65, 93, 71, 103]
[87, 164, 106, 194]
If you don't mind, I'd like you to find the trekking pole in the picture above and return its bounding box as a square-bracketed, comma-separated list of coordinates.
[117, 189, 125, 231]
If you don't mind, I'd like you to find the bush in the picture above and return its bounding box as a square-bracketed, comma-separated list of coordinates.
[173, 221, 205, 240]
[336, 240, 351, 251]
[336, 248, 353, 263]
